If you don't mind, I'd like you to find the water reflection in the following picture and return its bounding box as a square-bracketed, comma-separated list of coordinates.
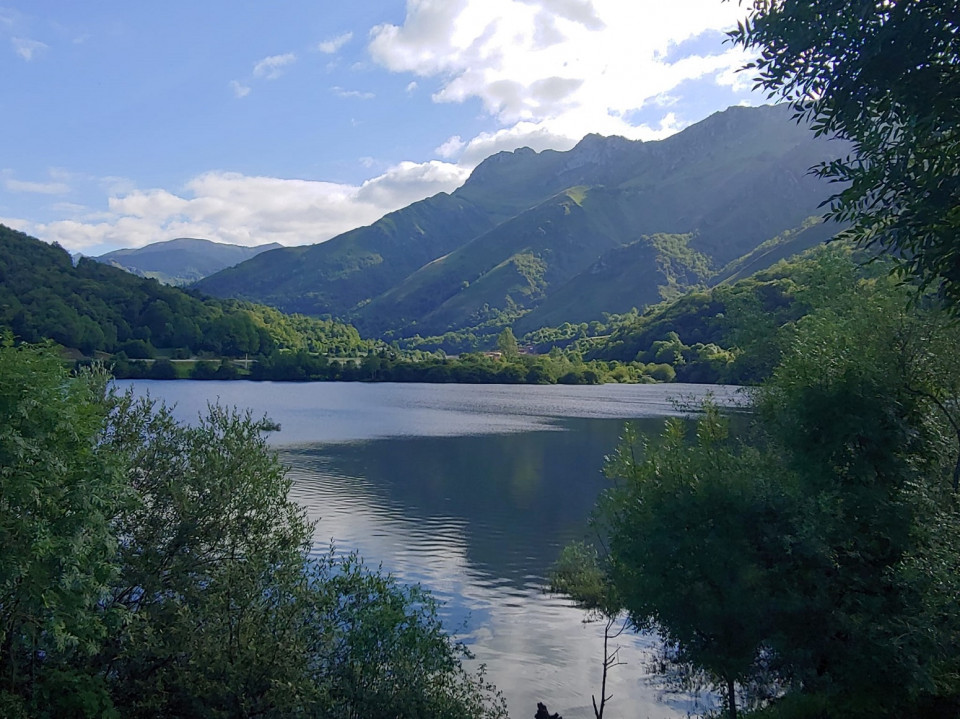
[283, 418, 710, 718]
[119, 381, 738, 718]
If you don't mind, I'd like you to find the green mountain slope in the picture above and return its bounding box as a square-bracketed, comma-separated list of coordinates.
[513, 232, 712, 333]
[0, 225, 369, 358]
[94, 237, 283, 285]
[197, 104, 846, 338]
[195, 193, 500, 317]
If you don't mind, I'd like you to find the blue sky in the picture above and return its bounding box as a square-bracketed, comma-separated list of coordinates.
[0, 1, 765, 255]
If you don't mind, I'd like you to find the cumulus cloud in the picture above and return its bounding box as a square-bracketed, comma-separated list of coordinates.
[369, 0, 754, 156]
[356, 160, 469, 208]
[253, 52, 296, 80]
[9, 162, 470, 254]
[435, 135, 466, 159]
[11, 36, 47, 60]
[316, 31, 353, 54]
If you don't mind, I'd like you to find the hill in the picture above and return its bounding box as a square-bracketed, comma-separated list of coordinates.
[0, 224, 369, 359]
[94, 237, 283, 285]
[196, 104, 846, 339]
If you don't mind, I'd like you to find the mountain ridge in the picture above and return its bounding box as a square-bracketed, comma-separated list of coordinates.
[196, 104, 847, 338]
[95, 237, 283, 285]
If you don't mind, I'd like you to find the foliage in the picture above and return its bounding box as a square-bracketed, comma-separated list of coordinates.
[0, 341, 125, 717]
[549, 543, 627, 719]
[571, 251, 960, 718]
[0, 224, 373, 360]
[0, 342, 507, 718]
[600, 413, 787, 718]
[246, 348, 662, 385]
[496, 327, 519, 359]
[730, 0, 960, 303]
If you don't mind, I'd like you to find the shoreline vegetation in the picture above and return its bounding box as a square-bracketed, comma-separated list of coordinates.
[0, 341, 509, 718]
[90, 351, 675, 385]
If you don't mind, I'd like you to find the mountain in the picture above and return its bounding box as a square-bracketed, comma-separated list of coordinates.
[196, 104, 846, 338]
[94, 237, 283, 285]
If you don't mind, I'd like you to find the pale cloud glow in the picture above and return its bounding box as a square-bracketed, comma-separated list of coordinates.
[11, 36, 46, 60]
[4, 162, 470, 253]
[371, 0, 753, 158]
[435, 135, 466, 159]
[316, 31, 353, 54]
[229, 79, 251, 98]
[253, 52, 296, 80]
[331, 86, 375, 100]
[5, 178, 71, 194]
[3, 169, 72, 195]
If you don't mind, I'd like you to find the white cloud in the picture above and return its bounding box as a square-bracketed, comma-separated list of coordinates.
[435, 135, 466, 159]
[316, 31, 353, 54]
[332, 86, 375, 100]
[356, 160, 469, 208]
[369, 0, 754, 145]
[229, 80, 251, 98]
[11, 36, 47, 60]
[253, 52, 296, 80]
[6, 1, 766, 258]
[716, 63, 756, 94]
[10, 162, 470, 254]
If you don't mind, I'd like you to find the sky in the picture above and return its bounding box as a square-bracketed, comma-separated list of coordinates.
[0, 1, 766, 256]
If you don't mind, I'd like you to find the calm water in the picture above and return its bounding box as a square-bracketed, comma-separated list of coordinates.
[120, 381, 745, 718]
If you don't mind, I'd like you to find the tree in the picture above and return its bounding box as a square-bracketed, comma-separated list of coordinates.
[599, 415, 788, 719]
[550, 542, 627, 719]
[496, 327, 519, 359]
[0, 342, 508, 718]
[729, 0, 960, 303]
[588, 251, 960, 717]
[0, 342, 125, 717]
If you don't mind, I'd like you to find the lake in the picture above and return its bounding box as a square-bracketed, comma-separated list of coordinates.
[119, 380, 746, 718]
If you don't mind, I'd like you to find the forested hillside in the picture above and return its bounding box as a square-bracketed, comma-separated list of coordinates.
[0, 224, 370, 358]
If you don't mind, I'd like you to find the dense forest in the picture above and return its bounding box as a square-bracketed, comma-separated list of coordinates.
[0, 223, 691, 385]
[0, 224, 371, 360]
